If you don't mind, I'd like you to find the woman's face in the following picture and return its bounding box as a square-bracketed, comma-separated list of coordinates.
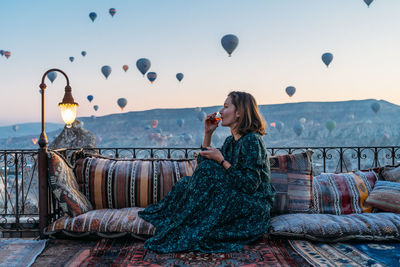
[219, 96, 239, 128]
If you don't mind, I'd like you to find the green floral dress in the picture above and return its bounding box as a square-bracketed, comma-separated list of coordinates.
[138, 132, 275, 253]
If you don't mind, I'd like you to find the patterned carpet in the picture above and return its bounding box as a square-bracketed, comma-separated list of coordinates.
[0, 239, 47, 267]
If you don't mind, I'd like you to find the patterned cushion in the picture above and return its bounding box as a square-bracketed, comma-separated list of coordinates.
[365, 181, 400, 213]
[45, 207, 155, 238]
[74, 156, 196, 209]
[312, 171, 377, 214]
[269, 213, 400, 242]
[379, 165, 400, 182]
[269, 150, 314, 214]
[47, 151, 93, 217]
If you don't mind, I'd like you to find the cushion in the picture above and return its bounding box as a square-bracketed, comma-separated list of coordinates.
[365, 181, 400, 213]
[269, 213, 400, 242]
[47, 151, 93, 217]
[269, 150, 314, 214]
[45, 207, 155, 239]
[74, 155, 196, 209]
[312, 170, 377, 215]
[379, 165, 400, 182]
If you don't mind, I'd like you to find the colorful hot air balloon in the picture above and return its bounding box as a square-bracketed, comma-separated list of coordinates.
[293, 122, 304, 136]
[47, 71, 57, 83]
[176, 73, 184, 82]
[371, 102, 380, 114]
[109, 8, 116, 17]
[364, 0, 373, 7]
[117, 98, 127, 110]
[81, 51, 87, 57]
[32, 138, 38, 145]
[12, 125, 18, 132]
[151, 119, 158, 128]
[93, 105, 99, 111]
[136, 58, 151, 76]
[89, 12, 97, 22]
[221, 34, 239, 57]
[285, 86, 296, 97]
[87, 95, 94, 102]
[147, 72, 157, 83]
[69, 56, 74, 62]
[270, 122, 276, 128]
[0, 50, 4, 56]
[177, 119, 184, 127]
[101, 65, 112, 79]
[122, 65, 129, 72]
[276, 121, 284, 132]
[197, 111, 207, 122]
[4, 51, 11, 59]
[322, 52, 333, 67]
[325, 120, 336, 133]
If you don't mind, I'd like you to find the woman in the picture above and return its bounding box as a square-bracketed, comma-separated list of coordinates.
[138, 91, 275, 253]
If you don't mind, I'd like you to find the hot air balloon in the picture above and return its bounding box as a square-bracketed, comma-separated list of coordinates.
[69, 56, 74, 62]
[325, 120, 336, 133]
[122, 65, 129, 72]
[177, 119, 184, 127]
[299, 117, 307, 124]
[12, 125, 18, 132]
[197, 111, 207, 122]
[322, 53, 333, 67]
[47, 71, 57, 83]
[87, 95, 94, 102]
[221, 34, 239, 57]
[101, 65, 112, 79]
[147, 72, 157, 83]
[286, 86, 296, 97]
[136, 58, 151, 76]
[4, 51, 11, 59]
[371, 102, 380, 114]
[176, 73, 184, 82]
[151, 120, 158, 128]
[109, 8, 116, 17]
[293, 122, 304, 136]
[32, 138, 38, 145]
[93, 105, 99, 111]
[276, 121, 284, 132]
[89, 12, 97, 22]
[270, 122, 276, 128]
[0, 50, 4, 56]
[117, 98, 127, 110]
[364, 0, 373, 7]
[81, 51, 87, 57]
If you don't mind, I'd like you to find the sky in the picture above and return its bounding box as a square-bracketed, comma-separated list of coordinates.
[0, 0, 399, 126]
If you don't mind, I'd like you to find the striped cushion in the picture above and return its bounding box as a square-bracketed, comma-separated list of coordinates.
[269, 150, 314, 214]
[45, 207, 155, 237]
[365, 181, 400, 213]
[312, 171, 377, 214]
[74, 157, 196, 209]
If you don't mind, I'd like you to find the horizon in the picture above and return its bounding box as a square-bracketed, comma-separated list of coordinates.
[1, 0, 399, 126]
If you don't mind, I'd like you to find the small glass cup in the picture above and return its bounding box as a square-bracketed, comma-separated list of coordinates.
[210, 112, 222, 123]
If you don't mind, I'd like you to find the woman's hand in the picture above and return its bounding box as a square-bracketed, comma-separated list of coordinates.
[204, 112, 220, 134]
[198, 147, 224, 164]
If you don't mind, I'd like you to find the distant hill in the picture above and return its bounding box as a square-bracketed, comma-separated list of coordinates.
[1, 99, 399, 149]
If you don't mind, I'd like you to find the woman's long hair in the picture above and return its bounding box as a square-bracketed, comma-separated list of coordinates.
[228, 91, 266, 136]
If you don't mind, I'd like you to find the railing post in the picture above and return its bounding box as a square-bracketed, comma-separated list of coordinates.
[38, 147, 48, 239]
[14, 154, 19, 230]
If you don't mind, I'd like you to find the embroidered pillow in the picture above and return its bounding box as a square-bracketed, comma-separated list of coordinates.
[379, 165, 400, 182]
[73, 155, 196, 209]
[365, 181, 400, 213]
[312, 170, 377, 214]
[47, 151, 93, 217]
[269, 150, 314, 214]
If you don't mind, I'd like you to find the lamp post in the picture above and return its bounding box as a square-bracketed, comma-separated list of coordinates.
[38, 68, 78, 238]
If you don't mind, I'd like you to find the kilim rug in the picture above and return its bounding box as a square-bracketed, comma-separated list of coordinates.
[289, 240, 400, 267]
[0, 239, 47, 267]
[67, 236, 311, 267]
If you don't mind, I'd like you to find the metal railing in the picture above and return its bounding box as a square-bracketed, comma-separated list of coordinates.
[1, 146, 400, 236]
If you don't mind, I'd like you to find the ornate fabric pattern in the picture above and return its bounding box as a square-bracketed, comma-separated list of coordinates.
[312, 170, 377, 214]
[269, 150, 314, 214]
[47, 151, 93, 217]
[138, 132, 275, 253]
[74, 157, 196, 209]
[269, 212, 400, 242]
[46, 207, 155, 236]
[379, 165, 400, 182]
[365, 181, 400, 213]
